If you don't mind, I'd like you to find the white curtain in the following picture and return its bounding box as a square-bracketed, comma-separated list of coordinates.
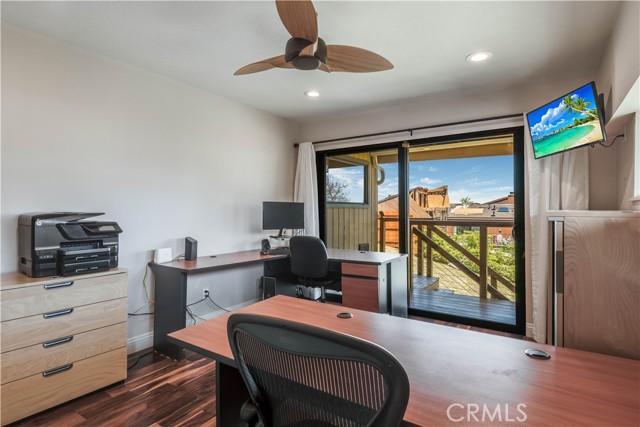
[525, 115, 589, 343]
[294, 142, 320, 237]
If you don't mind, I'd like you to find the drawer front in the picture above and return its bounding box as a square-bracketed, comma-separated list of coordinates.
[342, 276, 380, 313]
[0, 347, 126, 426]
[1, 298, 127, 353]
[1, 272, 127, 322]
[1, 322, 126, 384]
[342, 262, 379, 278]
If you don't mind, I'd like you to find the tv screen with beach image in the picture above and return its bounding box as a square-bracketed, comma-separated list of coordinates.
[527, 82, 606, 159]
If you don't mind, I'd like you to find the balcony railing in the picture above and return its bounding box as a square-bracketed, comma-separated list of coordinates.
[379, 216, 515, 301]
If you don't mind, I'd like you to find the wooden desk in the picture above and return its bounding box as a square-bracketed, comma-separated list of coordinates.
[150, 250, 287, 359]
[168, 295, 640, 427]
[153, 249, 408, 359]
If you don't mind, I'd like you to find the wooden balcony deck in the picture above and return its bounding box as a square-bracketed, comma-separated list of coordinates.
[410, 277, 516, 325]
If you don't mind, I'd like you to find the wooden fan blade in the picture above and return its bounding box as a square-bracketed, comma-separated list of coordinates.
[326, 45, 393, 73]
[276, 0, 318, 42]
[299, 40, 317, 57]
[234, 55, 293, 76]
[318, 62, 332, 73]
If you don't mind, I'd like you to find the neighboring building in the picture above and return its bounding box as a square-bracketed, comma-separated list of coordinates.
[377, 190, 514, 245]
[486, 192, 515, 206]
[378, 194, 430, 249]
[409, 186, 450, 219]
[446, 193, 515, 240]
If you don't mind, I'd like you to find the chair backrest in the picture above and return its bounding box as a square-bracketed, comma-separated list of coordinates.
[289, 236, 329, 279]
[227, 313, 410, 427]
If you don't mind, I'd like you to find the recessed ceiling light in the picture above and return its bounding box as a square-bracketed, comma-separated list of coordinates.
[304, 90, 320, 98]
[466, 51, 493, 63]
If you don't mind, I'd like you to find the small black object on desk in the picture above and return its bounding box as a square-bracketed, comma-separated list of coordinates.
[525, 348, 551, 359]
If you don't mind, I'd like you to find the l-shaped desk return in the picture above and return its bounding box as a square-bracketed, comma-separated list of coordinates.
[151, 248, 408, 359]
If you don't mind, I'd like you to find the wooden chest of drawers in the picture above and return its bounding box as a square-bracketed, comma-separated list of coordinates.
[0, 269, 128, 425]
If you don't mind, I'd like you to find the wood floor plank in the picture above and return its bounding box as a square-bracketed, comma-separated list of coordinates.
[10, 350, 216, 427]
[409, 287, 516, 324]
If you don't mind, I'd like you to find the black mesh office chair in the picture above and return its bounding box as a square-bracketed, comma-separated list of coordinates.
[228, 313, 410, 427]
[289, 236, 339, 302]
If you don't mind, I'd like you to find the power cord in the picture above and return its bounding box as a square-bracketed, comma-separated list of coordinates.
[186, 306, 207, 325]
[597, 134, 624, 148]
[128, 305, 154, 316]
[184, 293, 231, 326]
[142, 263, 154, 304]
[127, 349, 155, 371]
[206, 294, 230, 313]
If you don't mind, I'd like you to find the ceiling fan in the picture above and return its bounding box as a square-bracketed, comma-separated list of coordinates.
[234, 0, 393, 75]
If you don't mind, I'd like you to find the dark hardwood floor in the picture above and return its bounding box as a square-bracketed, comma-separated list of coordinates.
[10, 317, 529, 426]
[10, 350, 216, 427]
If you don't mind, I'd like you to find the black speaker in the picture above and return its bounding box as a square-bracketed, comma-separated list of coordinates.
[260, 239, 271, 255]
[185, 237, 197, 261]
[262, 276, 277, 299]
[358, 242, 370, 251]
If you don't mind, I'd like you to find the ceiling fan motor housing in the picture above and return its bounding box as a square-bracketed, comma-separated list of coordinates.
[285, 37, 327, 70]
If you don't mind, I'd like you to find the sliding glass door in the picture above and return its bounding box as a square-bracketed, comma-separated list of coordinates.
[316, 127, 525, 335]
[406, 130, 524, 334]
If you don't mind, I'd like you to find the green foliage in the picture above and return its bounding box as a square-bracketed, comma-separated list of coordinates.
[427, 228, 515, 284]
[459, 196, 473, 206]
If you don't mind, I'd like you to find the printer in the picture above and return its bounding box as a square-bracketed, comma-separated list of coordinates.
[19, 212, 122, 278]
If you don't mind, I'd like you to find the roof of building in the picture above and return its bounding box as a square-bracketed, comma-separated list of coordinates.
[485, 192, 515, 205]
[378, 194, 430, 218]
[449, 205, 485, 216]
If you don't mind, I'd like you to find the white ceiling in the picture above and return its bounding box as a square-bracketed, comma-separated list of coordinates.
[1, 1, 621, 122]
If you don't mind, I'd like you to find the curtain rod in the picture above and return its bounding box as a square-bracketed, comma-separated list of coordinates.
[293, 113, 523, 147]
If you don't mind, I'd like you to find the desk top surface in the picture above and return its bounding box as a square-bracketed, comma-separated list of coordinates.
[151, 250, 287, 273]
[153, 248, 406, 273]
[168, 295, 640, 427]
[327, 248, 406, 264]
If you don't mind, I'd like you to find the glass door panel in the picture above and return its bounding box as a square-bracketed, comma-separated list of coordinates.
[324, 149, 398, 252]
[407, 135, 519, 328]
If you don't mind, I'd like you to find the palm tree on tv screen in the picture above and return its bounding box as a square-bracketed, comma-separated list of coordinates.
[562, 95, 598, 120]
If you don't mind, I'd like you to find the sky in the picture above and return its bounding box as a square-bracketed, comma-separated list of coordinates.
[526, 83, 598, 141]
[328, 155, 514, 204]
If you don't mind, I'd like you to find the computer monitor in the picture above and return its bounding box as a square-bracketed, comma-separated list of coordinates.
[262, 201, 304, 237]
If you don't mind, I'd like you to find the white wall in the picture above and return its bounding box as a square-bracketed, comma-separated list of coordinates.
[300, 79, 596, 143]
[596, 1, 639, 117]
[1, 25, 299, 344]
[593, 0, 640, 211]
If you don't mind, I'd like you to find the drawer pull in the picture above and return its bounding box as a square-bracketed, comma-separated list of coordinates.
[42, 308, 74, 319]
[43, 335, 74, 348]
[42, 363, 73, 377]
[43, 281, 74, 290]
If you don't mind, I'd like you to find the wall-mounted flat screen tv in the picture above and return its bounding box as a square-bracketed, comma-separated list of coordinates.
[526, 81, 606, 159]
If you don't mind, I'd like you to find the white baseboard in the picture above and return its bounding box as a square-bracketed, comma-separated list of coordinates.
[127, 331, 154, 355]
[126, 298, 261, 355]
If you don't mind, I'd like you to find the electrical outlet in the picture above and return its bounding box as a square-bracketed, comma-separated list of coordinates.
[203, 289, 210, 299]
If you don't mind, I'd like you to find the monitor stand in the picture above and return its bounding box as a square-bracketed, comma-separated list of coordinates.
[270, 229, 286, 239]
